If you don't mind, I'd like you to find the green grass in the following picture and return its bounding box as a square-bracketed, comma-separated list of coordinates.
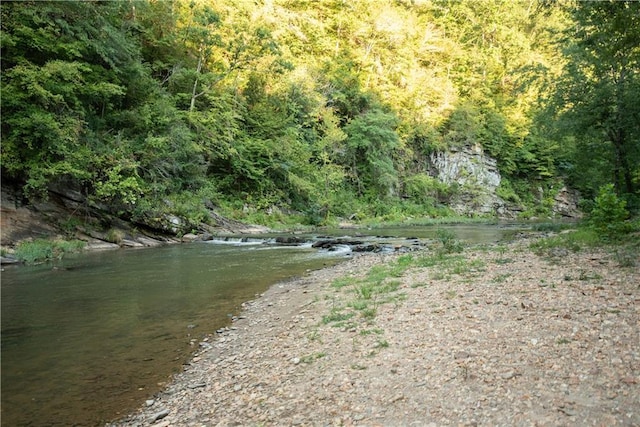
[322, 309, 354, 325]
[14, 239, 86, 264]
[436, 228, 465, 254]
[320, 239, 483, 340]
[360, 307, 378, 320]
[529, 228, 600, 256]
[530, 224, 640, 268]
[614, 247, 638, 268]
[349, 300, 370, 310]
[331, 276, 353, 289]
[410, 281, 430, 288]
[374, 339, 389, 348]
[411, 252, 485, 281]
[104, 228, 125, 244]
[355, 282, 376, 300]
[492, 273, 512, 283]
[322, 254, 419, 329]
[359, 328, 384, 336]
[300, 352, 326, 364]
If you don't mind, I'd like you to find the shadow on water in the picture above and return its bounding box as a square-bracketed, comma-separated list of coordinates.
[0, 223, 527, 426]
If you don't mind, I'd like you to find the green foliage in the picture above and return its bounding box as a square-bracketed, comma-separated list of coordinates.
[0, 1, 141, 198]
[529, 229, 600, 256]
[14, 239, 85, 264]
[548, 1, 640, 199]
[343, 108, 400, 198]
[104, 229, 125, 245]
[436, 229, 464, 254]
[324, 254, 417, 327]
[3, 0, 636, 232]
[588, 184, 630, 236]
[613, 243, 639, 268]
[321, 309, 354, 325]
[495, 179, 521, 204]
[404, 173, 454, 204]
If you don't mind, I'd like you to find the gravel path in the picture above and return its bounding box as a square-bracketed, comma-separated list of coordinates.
[110, 236, 639, 426]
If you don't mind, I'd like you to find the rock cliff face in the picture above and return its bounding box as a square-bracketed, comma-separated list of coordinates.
[428, 144, 581, 218]
[429, 144, 509, 216]
[552, 186, 583, 218]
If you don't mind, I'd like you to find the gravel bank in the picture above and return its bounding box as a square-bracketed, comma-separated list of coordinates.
[110, 236, 639, 426]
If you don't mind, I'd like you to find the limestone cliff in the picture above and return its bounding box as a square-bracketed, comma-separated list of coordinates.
[428, 144, 581, 218]
[429, 144, 509, 216]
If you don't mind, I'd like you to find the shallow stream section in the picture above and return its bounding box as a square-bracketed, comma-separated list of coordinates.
[1, 223, 528, 426]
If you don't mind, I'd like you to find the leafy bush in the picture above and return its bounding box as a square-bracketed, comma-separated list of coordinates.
[404, 173, 454, 203]
[436, 229, 464, 254]
[105, 229, 125, 244]
[588, 184, 629, 236]
[496, 178, 521, 204]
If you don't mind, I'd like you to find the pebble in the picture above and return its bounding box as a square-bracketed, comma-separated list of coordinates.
[187, 383, 207, 389]
[108, 241, 640, 427]
[501, 371, 516, 380]
[149, 409, 169, 422]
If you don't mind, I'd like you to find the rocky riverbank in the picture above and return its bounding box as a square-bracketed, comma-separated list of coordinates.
[109, 234, 639, 426]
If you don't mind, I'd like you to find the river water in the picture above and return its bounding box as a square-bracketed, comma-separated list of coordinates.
[0, 224, 525, 426]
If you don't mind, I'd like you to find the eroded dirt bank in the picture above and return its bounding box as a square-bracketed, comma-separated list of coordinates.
[110, 236, 639, 427]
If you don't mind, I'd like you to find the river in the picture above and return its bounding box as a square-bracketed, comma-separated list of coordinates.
[0, 224, 525, 426]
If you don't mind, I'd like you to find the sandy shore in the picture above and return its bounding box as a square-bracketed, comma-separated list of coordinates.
[110, 235, 639, 426]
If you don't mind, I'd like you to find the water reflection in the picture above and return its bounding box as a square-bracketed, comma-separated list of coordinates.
[1, 244, 341, 426]
[1, 223, 525, 426]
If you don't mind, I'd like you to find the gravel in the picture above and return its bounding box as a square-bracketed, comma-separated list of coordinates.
[109, 236, 639, 427]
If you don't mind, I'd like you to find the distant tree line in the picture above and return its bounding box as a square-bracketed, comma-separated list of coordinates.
[1, 0, 638, 229]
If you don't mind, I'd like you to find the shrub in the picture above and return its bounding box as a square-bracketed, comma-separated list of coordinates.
[436, 229, 464, 253]
[105, 228, 125, 244]
[588, 184, 629, 236]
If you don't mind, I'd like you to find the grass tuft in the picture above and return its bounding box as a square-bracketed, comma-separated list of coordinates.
[14, 239, 85, 264]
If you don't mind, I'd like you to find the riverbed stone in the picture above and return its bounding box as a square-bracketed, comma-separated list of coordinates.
[181, 233, 199, 242]
[149, 409, 169, 422]
[108, 237, 639, 427]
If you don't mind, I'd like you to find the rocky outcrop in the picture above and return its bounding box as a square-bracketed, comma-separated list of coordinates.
[428, 145, 581, 219]
[0, 182, 264, 249]
[552, 186, 582, 218]
[429, 144, 509, 216]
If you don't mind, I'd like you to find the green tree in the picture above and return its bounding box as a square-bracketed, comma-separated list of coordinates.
[1, 1, 138, 197]
[552, 1, 640, 201]
[590, 184, 629, 229]
[344, 108, 400, 198]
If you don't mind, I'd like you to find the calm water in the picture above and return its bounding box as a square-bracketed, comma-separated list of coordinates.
[1, 243, 343, 426]
[0, 224, 525, 426]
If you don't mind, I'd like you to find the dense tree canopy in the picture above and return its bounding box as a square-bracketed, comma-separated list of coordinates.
[1, 0, 638, 229]
[549, 1, 640, 205]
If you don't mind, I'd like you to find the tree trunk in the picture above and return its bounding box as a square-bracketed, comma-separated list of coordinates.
[611, 67, 635, 195]
[610, 127, 635, 195]
[190, 53, 203, 112]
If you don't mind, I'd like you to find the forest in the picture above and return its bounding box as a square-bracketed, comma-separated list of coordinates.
[1, 0, 639, 233]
